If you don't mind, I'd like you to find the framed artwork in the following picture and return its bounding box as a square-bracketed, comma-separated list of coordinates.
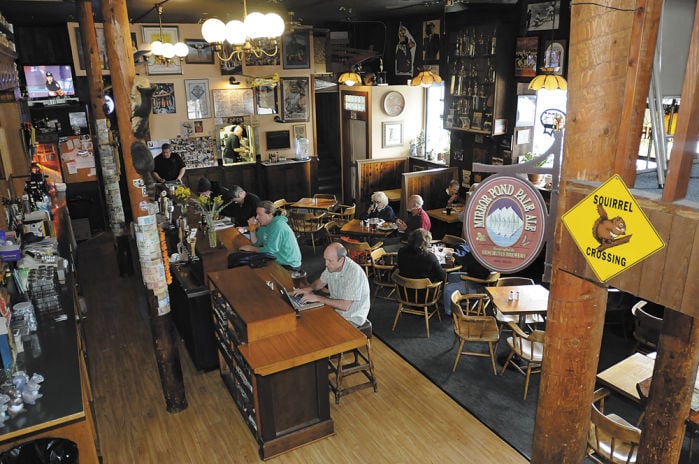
[255, 84, 278, 115]
[515, 36, 539, 77]
[525, 1, 560, 32]
[382, 121, 403, 148]
[184, 39, 214, 64]
[422, 19, 441, 62]
[67, 22, 109, 76]
[220, 48, 243, 75]
[282, 31, 310, 69]
[212, 89, 254, 118]
[184, 79, 212, 119]
[246, 51, 280, 67]
[152, 83, 176, 114]
[142, 26, 183, 75]
[194, 121, 204, 134]
[281, 77, 309, 122]
[544, 40, 567, 74]
[293, 124, 307, 140]
[395, 23, 417, 77]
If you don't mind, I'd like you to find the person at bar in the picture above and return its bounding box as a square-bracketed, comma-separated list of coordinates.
[152, 143, 186, 183]
[396, 194, 431, 233]
[220, 185, 260, 227]
[292, 242, 370, 327]
[239, 200, 301, 270]
[363, 191, 396, 222]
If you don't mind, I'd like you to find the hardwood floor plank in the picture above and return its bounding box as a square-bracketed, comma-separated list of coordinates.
[78, 234, 527, 463]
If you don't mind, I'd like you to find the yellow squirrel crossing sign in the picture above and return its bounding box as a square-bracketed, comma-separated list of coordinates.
[561, 174, 665, 282]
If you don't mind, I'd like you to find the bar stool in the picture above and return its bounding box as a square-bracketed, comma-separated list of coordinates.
[328, 319, 378, 404]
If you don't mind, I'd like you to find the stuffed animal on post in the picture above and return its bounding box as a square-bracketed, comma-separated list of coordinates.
[130, 75, 157, 190]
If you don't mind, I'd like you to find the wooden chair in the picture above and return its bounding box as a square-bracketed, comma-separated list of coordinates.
[439, 234, 467, 247]
[587, 388, 641, 464]
[326, 203, 356, 225]
[391, 270, 443, 338]
[340, 238, 383, 277]
[499, 321, 545, 400]
[370, 247, 397, 303]
[323, 220, 341, 245]
[328, 319, 378, 404]
[494, 276, 544, 331]
[288, 210, 326, 254]
[313, 193, 337, 201]
[631, 300, 663, 354]
[450, 291, 500, 374]
[272, 198, 289, 216]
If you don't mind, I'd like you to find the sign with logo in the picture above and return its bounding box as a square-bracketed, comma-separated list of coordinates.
[465, 175, 548, 273]
[561, 174, 665, 282]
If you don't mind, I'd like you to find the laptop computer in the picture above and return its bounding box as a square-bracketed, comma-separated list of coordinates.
[271, 276, 324, 313]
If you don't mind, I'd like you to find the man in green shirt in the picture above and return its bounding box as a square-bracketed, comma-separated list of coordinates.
[239, 200, 302, 269]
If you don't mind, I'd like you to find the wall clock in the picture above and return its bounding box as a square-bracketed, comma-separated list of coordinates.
[383, 91, 405, 117]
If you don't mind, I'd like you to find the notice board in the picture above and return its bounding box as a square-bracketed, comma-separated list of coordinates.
[212, 89, 254, 118]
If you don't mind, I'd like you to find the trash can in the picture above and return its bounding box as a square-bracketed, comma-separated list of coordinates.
[0, 437, 78, 463]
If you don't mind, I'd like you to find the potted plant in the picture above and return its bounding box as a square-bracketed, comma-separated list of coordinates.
[409, 131, 425, 158]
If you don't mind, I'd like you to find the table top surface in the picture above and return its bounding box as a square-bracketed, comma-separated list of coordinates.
[289, 198, 337, 209]
[486, 285, 550, 315]
[426, 207, 464, 223]
[596, 352, 655, 402]
[384, 189, 402, 202]
[340, 219, 396, 237]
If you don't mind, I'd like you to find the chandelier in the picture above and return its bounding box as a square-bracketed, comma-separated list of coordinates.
[149, 4, 189, 65]
[201, 0, 285, 63]
[528, 1, 567, 91]
[411, 67, 443, 88]
[338, 71, 362, 86]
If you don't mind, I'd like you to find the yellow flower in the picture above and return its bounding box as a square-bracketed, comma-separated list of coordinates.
[173, 185, 192, 203]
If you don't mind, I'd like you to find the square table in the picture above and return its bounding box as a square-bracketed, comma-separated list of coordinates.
[486, 284, 550, 318]
[426, 207, 464, 224]
[596, 352, 655, 402]
[289, 197, 337, 211]
[340, 219, 396, 239]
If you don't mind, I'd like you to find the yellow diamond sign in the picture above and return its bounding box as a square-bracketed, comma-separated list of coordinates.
[561, 174, 665, 282]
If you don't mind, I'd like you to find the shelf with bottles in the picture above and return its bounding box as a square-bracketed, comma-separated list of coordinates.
[445, 23, 510, 136]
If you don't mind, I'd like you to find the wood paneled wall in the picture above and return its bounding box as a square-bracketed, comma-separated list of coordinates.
[400, 167, 458, 217]
[356, 157, 407, 208]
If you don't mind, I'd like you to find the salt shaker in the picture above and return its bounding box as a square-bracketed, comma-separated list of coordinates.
[515, 291, 520, 300]
[508, 290, 514, 301]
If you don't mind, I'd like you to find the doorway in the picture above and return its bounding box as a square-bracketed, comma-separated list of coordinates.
[314, 90, 342, 201]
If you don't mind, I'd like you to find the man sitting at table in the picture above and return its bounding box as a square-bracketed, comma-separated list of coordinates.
[220, 185, 260, 226]
[293, 242, 370, 327]
[396, 228, 446, 284]
[396, 194, 431, 233]
[363, 191, 396, 222]
[239, 200, 302, 270]
[441, 179, 466, 207]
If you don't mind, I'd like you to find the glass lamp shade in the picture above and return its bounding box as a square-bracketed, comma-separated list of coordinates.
[202, 18, 226, 43]
[150, 40, 164, 56]
[338, 72, 362, 86]
[528, 68, 568, 91]
[411, 71, 443, 87]
[174, 42, 189, 57]
[225, 20, 246, 45]
[265, 13, 285, 38]
[244, 12, 266, 39]
[161, 42, 175, 59]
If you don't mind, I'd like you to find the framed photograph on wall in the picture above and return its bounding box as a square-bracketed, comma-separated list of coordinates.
[282, 31, 310, 69]
[219, 48, 243, 75]
[255, 84, 278, 115]
[525, 1, 560, 32]
[422, 19, 441, 62]
[382, 121, 403, 148]
[152, 83, 176, 114]
[281, 77, 309, 122]
[184, 39, 214, 64]
[67, 22, 109, 76]
[142, 26, 183, 75]
[184, 79, 212, 119]
[293, 124, 307, 140]
[544, 40, 567, 75]
[515, 36, 539, 77]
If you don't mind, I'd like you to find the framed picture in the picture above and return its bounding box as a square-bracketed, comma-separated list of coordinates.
[219, 47, 243, 75]
[142, 26, 183, 75]
[422, 19, 441, 62]
[544, 40, 567, 74]
[282, 31, 310, 69]
[515, 36, 539, 77]
[184, 79, 212, 119]
[152, 83, 176, 114]
[382, 121, 403, 148]
[525, 1, 560, 32]
[255, 84, 278, 115]
[184, 39, 214, 64]
[212, 89, 254, 118]
[67, 22, 109, 76]
[246, 51, 280, 67]
[281, 77, 309, 122]
[293, 124, 307, 140]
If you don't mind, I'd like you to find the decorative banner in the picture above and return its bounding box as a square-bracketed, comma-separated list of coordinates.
[561, 174, 665, 282]
[465, 175, 548, 273]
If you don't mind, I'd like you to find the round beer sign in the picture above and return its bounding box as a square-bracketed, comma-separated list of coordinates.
[464, 175, 548, 273]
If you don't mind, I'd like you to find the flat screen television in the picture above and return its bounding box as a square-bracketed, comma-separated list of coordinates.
[266, 130, 291, 150]
[23, 65, 76, 100]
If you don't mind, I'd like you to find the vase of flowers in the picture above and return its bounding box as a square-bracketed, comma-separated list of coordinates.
[195, 192, 232, 248]
[173, 185, 192, 215]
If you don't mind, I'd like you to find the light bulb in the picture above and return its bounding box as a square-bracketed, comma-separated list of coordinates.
[225, 20, 246, 45]
[244, 12, 266, 39]
[201, 18, 226, 43]
[150, 40, 163, 56]
[265, 13, 285, 38]
[174, 42, 189, 57]
[162, 43, 175, 59]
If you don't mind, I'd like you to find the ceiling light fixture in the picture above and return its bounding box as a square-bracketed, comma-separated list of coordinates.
[201, 0, 285, 63]
[149, 4, 189, 65]
[528, 1, 567, 91]
[411, 67, 443, 88]
[338, 71, 363, 86]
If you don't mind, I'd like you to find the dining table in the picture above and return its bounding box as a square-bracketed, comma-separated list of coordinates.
[289, 197, 337, 211]
[340, 218, 397, 240]
[596, 352, 655, 402]
[486, 284, 550, 320]
[426, 206, 464, 224]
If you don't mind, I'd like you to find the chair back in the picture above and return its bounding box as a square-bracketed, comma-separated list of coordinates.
[440, 234, 467, 247]
[450, 290, 488, 316]
[588, 388, 641, 464]
[506, 321, 545, 362]
[496, 276, 535, 287]
[329, 203, 356, 225]
[324, 220, 341, 244]
[392, 270, 443, 306]
[273, 199, 288, 216]
[313, 193, 337, 201]
[631, 300, 663, 351]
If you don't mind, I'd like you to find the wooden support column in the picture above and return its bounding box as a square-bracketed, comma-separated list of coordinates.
[101, 0, 186, 413]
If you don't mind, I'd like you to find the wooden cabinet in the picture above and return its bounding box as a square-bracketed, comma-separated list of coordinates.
[259, 159, 316, 202]
[444, 22, 513, 136]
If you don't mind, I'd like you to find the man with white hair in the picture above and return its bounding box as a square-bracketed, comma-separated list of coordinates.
[396, 194, 431, 234]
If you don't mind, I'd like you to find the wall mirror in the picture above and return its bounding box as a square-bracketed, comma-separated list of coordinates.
[217, 123, 256, 166]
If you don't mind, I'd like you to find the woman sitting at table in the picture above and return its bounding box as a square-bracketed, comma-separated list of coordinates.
[396, 194, 431, 233]
[441, 179, 466, 207]
[396, 228, 446, 284]
[364, 191, 396, 222]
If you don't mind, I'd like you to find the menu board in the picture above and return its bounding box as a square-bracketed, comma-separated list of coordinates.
[212, 89, 254, 118]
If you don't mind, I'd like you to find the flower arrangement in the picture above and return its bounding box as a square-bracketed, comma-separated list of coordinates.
[173, 185, 192, 204]
[196, 192, 232, 227]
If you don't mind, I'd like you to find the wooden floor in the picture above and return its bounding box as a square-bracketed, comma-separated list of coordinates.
[78, 233, 527, 463]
